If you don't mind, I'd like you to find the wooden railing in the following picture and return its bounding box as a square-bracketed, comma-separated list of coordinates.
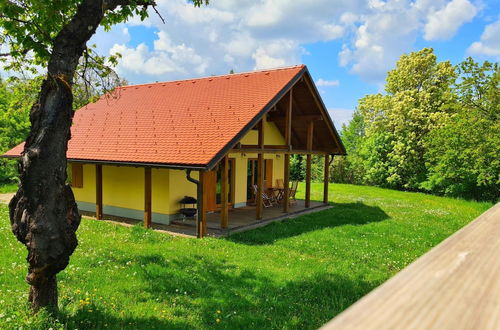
[321, 203, 500, 330]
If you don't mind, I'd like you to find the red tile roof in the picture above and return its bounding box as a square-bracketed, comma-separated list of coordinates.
[4, 65, 306, 167]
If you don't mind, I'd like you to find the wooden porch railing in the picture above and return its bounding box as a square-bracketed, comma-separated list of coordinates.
[321, 203, 500, 330]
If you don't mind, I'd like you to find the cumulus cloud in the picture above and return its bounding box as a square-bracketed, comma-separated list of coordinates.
[92, 0, 354, 82]
[89, 0, 485, 84]
[468, 18, 500, 58]
[328, 108, 355, 128]
[316, 79, 340, 87]
[423, 0, 478, 41]
[339, 0, 421, 82]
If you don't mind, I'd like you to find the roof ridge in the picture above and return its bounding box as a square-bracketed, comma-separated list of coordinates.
[119, 64, 306, 89]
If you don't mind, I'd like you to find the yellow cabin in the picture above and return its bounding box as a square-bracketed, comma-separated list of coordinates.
[4, 65, 346, 237]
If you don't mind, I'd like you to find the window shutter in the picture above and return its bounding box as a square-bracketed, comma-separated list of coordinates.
[72, 163, 84, 188]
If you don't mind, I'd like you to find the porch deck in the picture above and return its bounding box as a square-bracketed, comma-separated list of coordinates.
[84, 200, 330, 238]
[171, 200, 329, 237]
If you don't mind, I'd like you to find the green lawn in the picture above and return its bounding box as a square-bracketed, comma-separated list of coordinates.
[0, 184, 491, 329]
[0, 183, 17, 193]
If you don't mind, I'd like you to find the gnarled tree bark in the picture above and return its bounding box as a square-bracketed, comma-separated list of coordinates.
[8, 0, 149, 312]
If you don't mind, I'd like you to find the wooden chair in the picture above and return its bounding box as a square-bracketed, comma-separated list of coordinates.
[252, 184, 277, 208]
[274, 179, 285, 202]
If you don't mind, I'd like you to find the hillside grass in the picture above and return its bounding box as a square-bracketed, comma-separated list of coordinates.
[0, 183, 492, 329]
[0, 183, 17, 193]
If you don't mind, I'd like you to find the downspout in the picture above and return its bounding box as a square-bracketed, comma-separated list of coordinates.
[186, 169, 202, 238]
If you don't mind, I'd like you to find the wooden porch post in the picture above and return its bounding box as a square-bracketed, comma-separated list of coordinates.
[283, 89, 293, 213]
[199, 171, 207, 237]
[144, 167, 152, 228]
[283, 154, 290, 213]
[285, 90, 293, 149]
[305, 121, 314, 208]
[221, 156, 229, 229]
[256, 120, 264, 220]
[95, 164, 103, 220]
[323, 155, 330, 204]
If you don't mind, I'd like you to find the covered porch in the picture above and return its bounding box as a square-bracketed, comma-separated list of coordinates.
[171, 200, 329, 237]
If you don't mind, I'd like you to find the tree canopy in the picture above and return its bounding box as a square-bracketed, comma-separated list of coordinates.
[333, 48, 499, 201]
[1, 0, 208, 312]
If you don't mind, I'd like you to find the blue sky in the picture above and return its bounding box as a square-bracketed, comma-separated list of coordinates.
[88, 0, 500, 128]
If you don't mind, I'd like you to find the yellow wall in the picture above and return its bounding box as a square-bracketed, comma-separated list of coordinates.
[70, 114, 287, 219]
[72, 164, 170, 214]
[103, 165, 143, 210]
[152, 168, 170, 214]
[73, 164, 96, 203]
[239, 115, 286, 145]
[167, 169, 198, 214]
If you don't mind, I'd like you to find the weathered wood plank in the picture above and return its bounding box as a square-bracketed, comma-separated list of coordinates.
[321, 203, 500, 330]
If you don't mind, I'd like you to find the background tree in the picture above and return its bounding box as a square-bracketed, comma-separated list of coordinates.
[336, 49, 498, 201]
[0, 0, 207, 312]
[359, 48, 456, 189]
[0, 76, 42, 183]
[423, 59, 499, 200]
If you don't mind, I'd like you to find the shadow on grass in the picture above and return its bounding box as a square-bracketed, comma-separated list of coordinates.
[128, 254, 376, 329]
[227, 201, 390, 245]
[57, 307, 191, 330]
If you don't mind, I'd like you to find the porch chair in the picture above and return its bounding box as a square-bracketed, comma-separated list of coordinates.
[274, 179, 285, 202]
[252, 184, 278, 208]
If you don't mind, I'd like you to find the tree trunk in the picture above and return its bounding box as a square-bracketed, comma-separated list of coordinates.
[8, 0, 120, 312]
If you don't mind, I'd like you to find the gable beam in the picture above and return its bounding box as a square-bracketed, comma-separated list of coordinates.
[302, 73, 344, 153]
[285, 89, 292, 149]
[267, 114, 323, 122]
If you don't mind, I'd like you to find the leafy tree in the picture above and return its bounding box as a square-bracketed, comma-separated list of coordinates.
[0, 0, 207, 311]
[358, 48, 456, 190]
[335, 50, 498, 201]
[290, 154, 305, 181]
[0, 76, 42, 183]
[423, 59, 499, 200]
[332, 110, 365, 184]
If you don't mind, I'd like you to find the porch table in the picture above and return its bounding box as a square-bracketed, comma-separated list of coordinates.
[267, 187, 285, 204]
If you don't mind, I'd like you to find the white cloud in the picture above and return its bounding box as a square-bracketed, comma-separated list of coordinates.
[468, 18, 500, 58]
[423, 0, 478, 41]
[89, 0, 486, 84]
[339, 0, 422, 82]
[328, 108, 355, 128]
[252, 40, 300, 70]
[316, 78, 340, 87]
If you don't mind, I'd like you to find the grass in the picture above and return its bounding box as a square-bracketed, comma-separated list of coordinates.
[0, 183, 492, 329]
[0, 183, 17, 193]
